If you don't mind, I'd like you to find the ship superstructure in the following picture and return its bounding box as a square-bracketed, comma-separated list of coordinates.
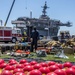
[11, 1, 72, 38]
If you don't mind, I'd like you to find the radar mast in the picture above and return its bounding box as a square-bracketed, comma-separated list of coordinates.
[42, 1, 49, 16]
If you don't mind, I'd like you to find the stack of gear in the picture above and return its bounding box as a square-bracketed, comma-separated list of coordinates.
[46, 41, 61, 47]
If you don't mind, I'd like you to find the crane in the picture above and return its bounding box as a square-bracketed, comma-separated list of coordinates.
[4, 0, 15, 26]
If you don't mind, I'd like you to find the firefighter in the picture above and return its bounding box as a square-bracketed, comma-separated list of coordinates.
[21, 31, 28, 42]
[21, 36, 25, 42]
[24, 31, 27, 36]
[30, 27, 39, 52]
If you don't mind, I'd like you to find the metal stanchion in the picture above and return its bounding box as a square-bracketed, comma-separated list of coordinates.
[14, 44, 18, 51]
[1, 46, 6, 54]
[0, 46, 2, 56]
[19, 44, 22, 50]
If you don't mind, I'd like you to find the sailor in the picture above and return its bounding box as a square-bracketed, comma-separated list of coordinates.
[30, 27, 39, 52]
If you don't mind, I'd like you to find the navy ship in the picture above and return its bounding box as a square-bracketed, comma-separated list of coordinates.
[11, 1, 72, 38]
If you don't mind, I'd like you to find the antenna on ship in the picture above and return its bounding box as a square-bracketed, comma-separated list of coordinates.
[41, 1, 49, 16]
[25, 0, 27, 9]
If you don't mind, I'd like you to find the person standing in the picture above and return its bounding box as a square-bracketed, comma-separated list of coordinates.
[30, 27, 39, 52]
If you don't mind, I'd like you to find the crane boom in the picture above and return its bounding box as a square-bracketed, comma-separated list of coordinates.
[4, 0, 15, 26]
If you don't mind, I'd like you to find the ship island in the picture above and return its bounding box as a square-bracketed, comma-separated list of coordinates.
[11, 1, 72, 39]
